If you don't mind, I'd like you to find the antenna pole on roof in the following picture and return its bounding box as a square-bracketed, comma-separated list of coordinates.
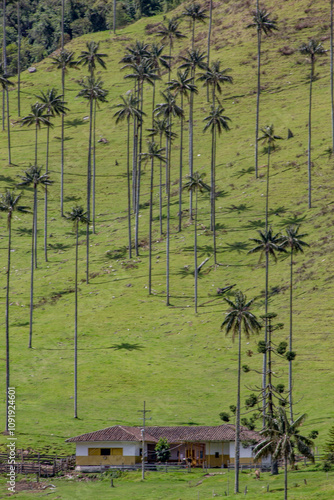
[138, 401, 151, 480]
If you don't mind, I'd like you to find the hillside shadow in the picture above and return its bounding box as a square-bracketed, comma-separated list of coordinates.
[0, 174, 15, 185]
[215, 189, 229, 199]
[278, 214, 307, 227]
[15, 227, 37, 236]
[177, 267, 205, 279]
[111, 343, 143, 351]
[243, 219, 265, 230]
[65, 118, 86, 128]
[268, 206, 287, 217]
[64, 195, 82, 203]
[49, 242, 71, 251]
[222, 241, 250, 253]
[105, 247, 127, 260]
[232, 167, 255, 178]
[225, 203, 252, 214]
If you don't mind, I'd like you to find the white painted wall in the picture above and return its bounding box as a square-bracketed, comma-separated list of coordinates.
[229, 442, 254, 459]
[223, 442, 229, 454]
[205, 442, 223, 454]
[76, 441, 141, 457]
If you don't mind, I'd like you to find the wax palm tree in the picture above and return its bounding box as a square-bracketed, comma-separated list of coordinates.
[247, 9, 278, 178]
[254, 408, 314, 500]
[179, 49, 207, 218]
[66, 206, 89, 419]
[125, 61, 159, 255]
[197, 60, 233, 106]
[120, 41, 150, 66]
[155, 91, 184, 305]
[182, 3, 208, 49]
[258, 124, 282, 230]
[147, 117, 176, 235]
[36, 88, 69, 262]
[16, 0, 21, 116]
[141, 141, 166, 295]
[203, 105, 231, 263]
[221, 291, 261, 493]
[183, 172, 210, 312]
[156, 17, 186, 79]
[331, 0, 334, 154]
[248, 229, 286, 423]
[2, 0, 7, 131]
[77, 76, 108, 281]
[146, 44, 171, 123]
[18, 165, 53, 348]
[0, 190, 28, 431]
[281, 226, 309, 421]
[77, 41, 107, 77]
[168, 69, 198, 231]
[299, 39, 326, 208]
[20, 103, 53, 165]
[114, 94, 144, 258]
[51, 49, 77, 215]
[0, 64, 14, 164]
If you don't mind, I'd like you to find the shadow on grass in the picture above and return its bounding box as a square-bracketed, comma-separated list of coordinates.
[65, 118, 87, 128]
[268, 206, 288, 217]
[177, 267, 205, 279]
[278, 214, 307, 227]
[221, 241, 250, 253]
[0, 174, 16, 185]
[232, 166, 255, 178]
[105, 247, 127, 260]
[110, 343, 143, 351]
[243, 219, 266, 230]
[12, 321, 29, 327]
[225, 203, 252, 214]
[15, 227, 39, 236]
[64, 195, 82, 203]
[49, 242, 71, 251]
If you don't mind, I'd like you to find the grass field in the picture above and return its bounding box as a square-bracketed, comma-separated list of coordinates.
[0, 0, 333, 481]
[1, 465, 334, 499]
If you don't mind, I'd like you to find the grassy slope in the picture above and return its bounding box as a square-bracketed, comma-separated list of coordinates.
[0, 0, 333, 458]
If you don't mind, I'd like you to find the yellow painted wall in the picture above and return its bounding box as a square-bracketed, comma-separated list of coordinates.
[206, 455, 223, 467]
[76, 455, 135, 466]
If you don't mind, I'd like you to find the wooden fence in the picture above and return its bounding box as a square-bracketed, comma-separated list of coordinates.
[0, 453, 75, 476]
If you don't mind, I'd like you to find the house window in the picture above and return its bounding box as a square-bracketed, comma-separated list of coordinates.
[101, 448, 111, 456]
[139, 448, 142, 456]
[215, 452, 220, 459]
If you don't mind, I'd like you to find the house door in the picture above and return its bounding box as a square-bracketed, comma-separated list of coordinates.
[185, 444, 205, 467]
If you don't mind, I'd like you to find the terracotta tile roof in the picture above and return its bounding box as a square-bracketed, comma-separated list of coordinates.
[66, 426, 158, 443]
[66, 425, 260, 444]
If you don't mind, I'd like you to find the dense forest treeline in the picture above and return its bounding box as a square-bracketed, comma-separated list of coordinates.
[0, 0, 182, 75]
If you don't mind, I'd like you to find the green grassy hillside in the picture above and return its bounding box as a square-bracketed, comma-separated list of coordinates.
[0, 0, 333, 457]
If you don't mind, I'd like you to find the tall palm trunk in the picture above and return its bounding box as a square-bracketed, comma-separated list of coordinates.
[265, 143, 271, 231]
[262, 250, 269, 426]
[74, 219, 78, 418]
[212, 126, 217, 264]
[60, 0, 65, 216]
[206, 0, 212, 102]
[234, 321, 241, 493]
[34, 183, 37, 269]
[132, 85, 138, 211]
[135, 82, 144, 256]
[331, 0, 334, 153]
[194, 188, 198, 312]
[2, 0, 6, 131]
[178, 93, 184, 232]
[113, 0, 116, 34]
[159, 130, 163, 236]
[6, 79, 11, 163]
[29, 188, 36, 348]
[307, 58, 314, 209]
[34, 124, 38, 165]
[284, 453, 288, 500]
[92, 99, 97, 234]
[149, 155, 154, 294]
[189, 90, 194, 218]
[17, 0, 21, 116]
[289, 248, 294, 421]
[166, 117, 172, 306]
[44, 125, 50, 262]
[5, 213, 11, 432]
[86, 96, 93, 284]
[255, 28, 261, 178]
[127, 117, 132, 258]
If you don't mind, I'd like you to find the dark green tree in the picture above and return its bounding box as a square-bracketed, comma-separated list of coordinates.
[221, 291, 261, 493]
[254, 408, 314, 500]
[155, 437, 171, 462]
[66, 206, 89, 419]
